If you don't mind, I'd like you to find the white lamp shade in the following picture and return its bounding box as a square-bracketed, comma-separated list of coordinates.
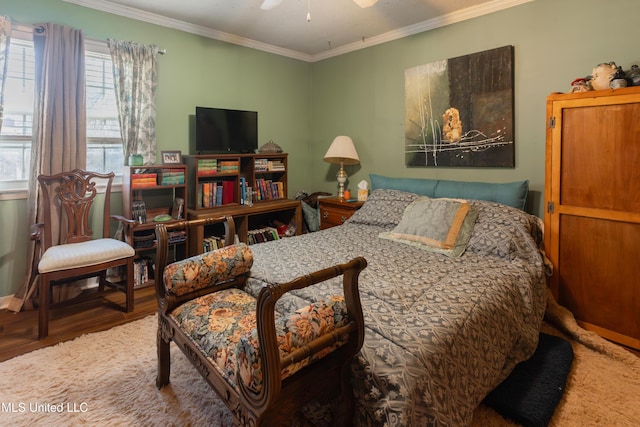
[323, 136, 360, 165]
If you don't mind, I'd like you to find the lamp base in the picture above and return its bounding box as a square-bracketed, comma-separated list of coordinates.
[336, 167, 347, 200]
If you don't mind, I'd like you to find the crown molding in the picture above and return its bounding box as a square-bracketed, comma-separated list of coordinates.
[63, 0, 533, 63]
[62, 0, 313, 61]
[311, 0, 534, 62]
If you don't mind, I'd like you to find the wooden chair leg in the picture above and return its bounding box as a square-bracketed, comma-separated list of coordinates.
[38, 275, 49, 339]
[98, 271, 106, 292]
[125, 260, 134, 313]
[156, 328, 171, 389]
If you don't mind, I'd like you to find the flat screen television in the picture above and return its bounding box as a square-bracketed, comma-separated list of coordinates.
[195, 107, 258, 154]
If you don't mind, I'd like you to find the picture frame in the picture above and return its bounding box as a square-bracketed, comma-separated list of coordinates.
[161, 150, 182, 165]
[404, 45, 514, 167]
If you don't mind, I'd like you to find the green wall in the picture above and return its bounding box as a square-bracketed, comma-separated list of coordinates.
[310, 0, 640, 215]
[2, 0, 640, 298]
[0, 198, 29, 299]
[0, 0, 312, 298]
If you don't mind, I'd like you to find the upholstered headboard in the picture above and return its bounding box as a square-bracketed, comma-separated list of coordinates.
[369, 174, 529, 211]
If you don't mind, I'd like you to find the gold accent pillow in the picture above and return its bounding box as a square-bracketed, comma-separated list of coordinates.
[379, 197, 478, 257]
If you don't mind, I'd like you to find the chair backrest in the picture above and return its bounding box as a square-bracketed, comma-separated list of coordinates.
[37, 169, 115, 250]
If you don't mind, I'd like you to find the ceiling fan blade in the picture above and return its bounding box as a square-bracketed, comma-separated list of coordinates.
[353, 0, 378, 7]
[260, 0, 283, 10]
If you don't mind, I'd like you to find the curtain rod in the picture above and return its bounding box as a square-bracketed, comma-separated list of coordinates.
[28, 23, 166, 54]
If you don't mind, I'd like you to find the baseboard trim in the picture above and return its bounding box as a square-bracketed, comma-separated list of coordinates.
[0, 294, 13, 310]
[0, 278, 100, 311]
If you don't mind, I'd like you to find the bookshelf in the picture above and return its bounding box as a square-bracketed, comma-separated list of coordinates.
[251, 154, 288, 202]
[185, 155, 241, 210]
[184, 153, 289, 210]
[187, 198, 302, 255]
[121, 165, 188, 288]
[183, 153, 297, 255]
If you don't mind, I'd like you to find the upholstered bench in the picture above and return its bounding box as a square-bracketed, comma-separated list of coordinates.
[154, 219, 367, 427]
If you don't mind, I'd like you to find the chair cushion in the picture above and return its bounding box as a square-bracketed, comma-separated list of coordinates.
[169, 288, 350, 393]
[38, 238, 135, 273]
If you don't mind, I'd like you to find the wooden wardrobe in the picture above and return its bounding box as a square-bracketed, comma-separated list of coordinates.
[544, 86, 640, 350]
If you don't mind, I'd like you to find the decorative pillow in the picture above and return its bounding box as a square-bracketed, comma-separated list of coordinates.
[379, 196, 478, 257]
[370, 174, 529, 211]
[347, 189, 421, 228]
[370, 174, 439, 196]
[163, 243, 253, 296]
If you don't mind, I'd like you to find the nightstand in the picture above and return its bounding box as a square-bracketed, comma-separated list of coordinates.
[318, 197, 364, 230]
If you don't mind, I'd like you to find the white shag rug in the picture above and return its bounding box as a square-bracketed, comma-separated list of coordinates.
[1, 294, 639, 427]
[0, 315, 233, 426]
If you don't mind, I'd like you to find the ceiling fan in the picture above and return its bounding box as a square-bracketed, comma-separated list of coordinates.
[260, 0, 378, 11]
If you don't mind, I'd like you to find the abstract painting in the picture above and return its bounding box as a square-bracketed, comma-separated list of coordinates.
[405, 46, 514, 167]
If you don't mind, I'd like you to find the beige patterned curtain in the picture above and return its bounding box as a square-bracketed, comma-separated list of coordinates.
[9, 23, 86, 311]
[108, 39, 158, 164]
[0, 16, 11, 133]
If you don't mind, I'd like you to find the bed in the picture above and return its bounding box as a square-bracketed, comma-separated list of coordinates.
[241, 177, 549, 426]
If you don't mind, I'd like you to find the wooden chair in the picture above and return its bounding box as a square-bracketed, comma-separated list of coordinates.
[32, 169, 137, 339]
[154, 218, 367, 426]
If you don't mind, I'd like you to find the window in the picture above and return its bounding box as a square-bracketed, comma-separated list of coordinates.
[0, 29, 123, 192]
[0, 36, 34, 185]
[85, 49, 124, 174]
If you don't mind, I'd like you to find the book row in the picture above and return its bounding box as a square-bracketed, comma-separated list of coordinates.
[133, 229, 155, 249]
[203, 235, 226, 253]
[131, 170, 185, 187]
[131, 172, 157, 188]
[167, 229, 187, 244]
[133, 256, 154, 288]
[247, 227, 280, 245]
[132, 200, 148, 224]
[197, 159, 239, 176]
[254, 178, 285, 201]
[198, 180, 235, 208]
[255, 158, 285, 172]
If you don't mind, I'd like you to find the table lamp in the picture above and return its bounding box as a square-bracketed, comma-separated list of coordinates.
[323, 136, 360, 200]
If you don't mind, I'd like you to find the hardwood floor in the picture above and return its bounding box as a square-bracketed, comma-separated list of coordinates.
[0, 286, 158, 363]
[1, 285, 638, 363]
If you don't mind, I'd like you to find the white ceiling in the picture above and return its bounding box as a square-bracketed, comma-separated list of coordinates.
[64, 0, 532, 62]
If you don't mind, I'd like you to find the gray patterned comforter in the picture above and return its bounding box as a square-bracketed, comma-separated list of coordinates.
[244, 189, 548, 426]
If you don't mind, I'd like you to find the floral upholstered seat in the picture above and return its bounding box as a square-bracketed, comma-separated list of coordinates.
[169, 288, 350, 393]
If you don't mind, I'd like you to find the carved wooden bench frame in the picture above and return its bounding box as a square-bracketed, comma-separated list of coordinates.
[154, 217, 367, 426]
